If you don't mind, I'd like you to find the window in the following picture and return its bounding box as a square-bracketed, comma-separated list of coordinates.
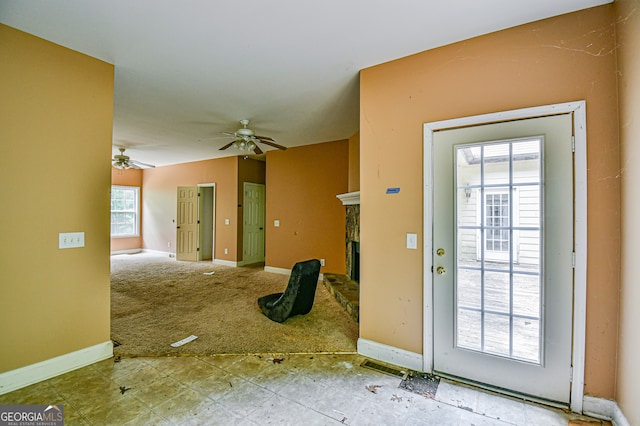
[484, 190, 511, 258]
[110, 186, 140, 237]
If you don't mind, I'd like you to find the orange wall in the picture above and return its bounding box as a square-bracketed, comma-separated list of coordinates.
[142, 156, 238, 261]
[110, 167, 143, 252]
[142, 156, 265, 262]
[266, 140, 349, 273]
[615, 0, 640, 423]
[360, 5, 619, 399]
[0, 24, 113, 372]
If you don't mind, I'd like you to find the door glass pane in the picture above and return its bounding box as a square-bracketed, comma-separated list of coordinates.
[455, 137, 543, 364]
[457, 309, 482, 351]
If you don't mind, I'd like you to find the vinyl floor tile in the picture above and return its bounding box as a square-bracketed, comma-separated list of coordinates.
[0, 353, 612, 425]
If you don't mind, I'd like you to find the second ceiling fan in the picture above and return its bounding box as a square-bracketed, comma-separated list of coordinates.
[219, 119, 286, 155]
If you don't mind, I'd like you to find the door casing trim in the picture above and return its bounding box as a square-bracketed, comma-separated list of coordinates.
[423, 101, 587, 413]
[197, 182, 216, 262]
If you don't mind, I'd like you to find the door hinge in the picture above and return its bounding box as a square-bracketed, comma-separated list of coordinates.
[571, 136, 575, 153]
[572, 251, 576, 269]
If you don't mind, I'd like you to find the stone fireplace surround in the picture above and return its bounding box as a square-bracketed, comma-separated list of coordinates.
[337, 191, 360, 280]
[322, 191, 360, 322]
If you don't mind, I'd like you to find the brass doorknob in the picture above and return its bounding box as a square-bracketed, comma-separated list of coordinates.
[436, 266, 446, 275]
[436, 248, 445, 256]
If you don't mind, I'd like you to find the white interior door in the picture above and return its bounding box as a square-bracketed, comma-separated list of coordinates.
[176, 186, 198, 262]
[432, 114, 574, 404]
[243, 182, 265, 265]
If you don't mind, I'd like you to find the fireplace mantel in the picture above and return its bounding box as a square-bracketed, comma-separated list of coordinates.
[336, 191, 360, 205]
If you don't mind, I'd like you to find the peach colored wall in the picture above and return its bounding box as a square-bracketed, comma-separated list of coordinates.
[266, 140, 349, 273]
[237, 158, 266, 261]
[142, 156, 238, 261]
[110, 167, 143, 252]
[0, 25, 113, 372]
[348, 131, 360, 192]
[615, 0, 640, 423]
[360, 5, 619, 399]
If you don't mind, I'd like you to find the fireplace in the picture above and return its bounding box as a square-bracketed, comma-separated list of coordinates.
[322, 191, 360, 322]
[351, 241, 360, 282]
[338, 191, 360, 282]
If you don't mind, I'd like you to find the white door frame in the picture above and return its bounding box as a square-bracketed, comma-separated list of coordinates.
[423, 101, 587, 413]
[197, 183, 216, 261]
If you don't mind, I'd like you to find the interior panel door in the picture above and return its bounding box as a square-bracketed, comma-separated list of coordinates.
[176, 186, 198, 262]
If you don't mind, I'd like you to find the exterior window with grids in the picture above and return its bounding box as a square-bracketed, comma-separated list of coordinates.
[473, 188, 520, 263]
[110, 186, 140, 237]
[485, 191, 510, 260]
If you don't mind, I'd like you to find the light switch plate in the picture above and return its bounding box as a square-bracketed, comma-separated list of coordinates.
[406, 233, 417, 249]
[274, 220, 280, 227]
[59, 232, 85, 249]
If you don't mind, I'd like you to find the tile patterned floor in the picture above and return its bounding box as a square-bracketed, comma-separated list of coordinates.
[0, 354, 609, 425]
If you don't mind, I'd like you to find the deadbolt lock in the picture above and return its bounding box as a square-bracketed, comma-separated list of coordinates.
[436, 248, 445, 256]
[436, 266, 446, 275]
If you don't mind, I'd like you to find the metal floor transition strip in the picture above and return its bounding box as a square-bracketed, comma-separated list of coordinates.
[360, 359, 407, 378]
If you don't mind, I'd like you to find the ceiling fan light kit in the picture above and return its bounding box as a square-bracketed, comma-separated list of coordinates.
[233, 138, 257, 152]
[112, 147, 155, 169]
[219, 119, 287, 155]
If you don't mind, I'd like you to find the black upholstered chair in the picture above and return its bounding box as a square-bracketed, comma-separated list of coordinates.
[257, 259, 321, 323]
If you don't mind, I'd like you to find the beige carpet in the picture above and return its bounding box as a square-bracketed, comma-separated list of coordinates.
[110, 252, 358, 356]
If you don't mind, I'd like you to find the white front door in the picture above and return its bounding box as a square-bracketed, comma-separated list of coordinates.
[243, 182, 265, 265]
[432, 114, 574, 403]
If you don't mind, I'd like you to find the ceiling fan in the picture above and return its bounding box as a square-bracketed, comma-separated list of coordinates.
[219, 119, 286, 155]
[112, 147, 155, 169]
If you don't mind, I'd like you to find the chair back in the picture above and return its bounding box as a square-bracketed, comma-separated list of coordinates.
[288, 259, 321, 316]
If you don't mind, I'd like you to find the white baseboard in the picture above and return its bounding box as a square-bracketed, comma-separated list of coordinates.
[264, 266, 291, 275]
[583, 395, 630, 426]
[263, 266, 323, 281]
[142, 249, 174, 257]
[0, 341, 113, 395]
[111, 249, 142, 255]
[357, 338, 423, 372]
[213, 259, 239, 267]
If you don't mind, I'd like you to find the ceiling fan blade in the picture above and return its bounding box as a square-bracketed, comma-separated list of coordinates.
[257, 138, 287, 150]
[219, 141, 235, 150]
[221, 131, 236, 137]
[253, 145, 263, 155]
[254, 135, 275, 142]
[130, 159, 155, 168]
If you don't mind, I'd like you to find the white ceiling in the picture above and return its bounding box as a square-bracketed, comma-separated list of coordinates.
[1, 0, 611, 166]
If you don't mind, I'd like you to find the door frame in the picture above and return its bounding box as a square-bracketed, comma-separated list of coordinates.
[197, 183, 216, 261]
[423, 101, 587, 413]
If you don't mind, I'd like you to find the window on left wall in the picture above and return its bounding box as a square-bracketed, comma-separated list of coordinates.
[110, 186, 140, 237]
